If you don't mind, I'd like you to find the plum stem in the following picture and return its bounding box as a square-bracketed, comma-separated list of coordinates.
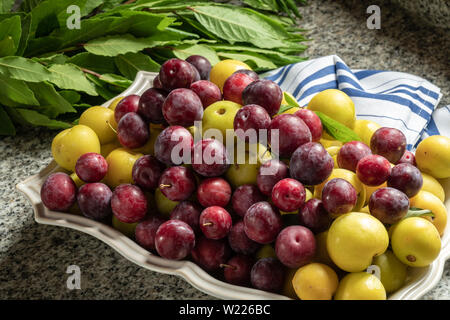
[159, 184, 171, 189]
[202, 222, 213, 226]
[219, 263, 236, 270]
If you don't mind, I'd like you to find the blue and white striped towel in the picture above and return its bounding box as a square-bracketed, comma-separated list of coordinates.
[262, 55, 448, 151]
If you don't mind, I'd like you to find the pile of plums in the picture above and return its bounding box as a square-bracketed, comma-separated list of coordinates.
[41, 54, 419, 295]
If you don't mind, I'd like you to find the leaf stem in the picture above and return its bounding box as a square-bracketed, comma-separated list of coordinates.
[57, 46, 81, 54]
[80, 68, 101, 78]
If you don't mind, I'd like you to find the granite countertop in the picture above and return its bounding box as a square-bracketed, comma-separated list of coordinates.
[1, 0, 449, 299]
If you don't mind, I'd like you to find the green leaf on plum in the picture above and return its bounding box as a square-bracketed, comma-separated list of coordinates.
[276, 104, 295, 115]
[283, 91, 299, 108]
[403, 207, 434, 219]
[314, 111, 362, 143]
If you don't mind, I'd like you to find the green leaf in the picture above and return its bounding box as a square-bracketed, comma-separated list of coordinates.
[30, 0, 76, 38]
[48, 63, 98, 96]
[16, 13, 31, 56]
[86, 74, 117, 100]
[14, 108, 71, 129]
[57, 11, 172, 48]
[57, 5, 174, 38]
[115, 11, 176, 37]
[73, 103, 92, 110]
[84, 32, 186, 56]
[403, 207, 434, 219]
[246, 7, 304, 41]
[93, 85, 117, 100]
[176, 14, 220, 40]
[191, 5, 293, 49]
[0, 56, 52, 82]
[27, 82, 76, 118]
[172, 44, 220, 65]
[162, 26, 201, 40]
[276, 104, 295, 115]
[242, 0, 279, 11]
[285, 0, 302, 18]
[34, 53, 68, 65]
[0, 36, 16, 57]
[210, 44, 307, 65]
[99, 73, 132, 88]
[314, 111, 362, 143]
[0, 0, 15, 13]
[56, 0, 104, 25]
[217, 51, 276, 70]
[115, 52, 160, 80]
[59, 90, 81, 104]
[24, 36, 62, 58]
[27, 10, 186, 56]
[19, 0, 44, 12]
[0, 15, 21, 56]
[131, 0, 208, 11]
[277, 0, 291, 16]
[67, 52, 118, 74]
[283, 91, 299, 108]
[26, 15, 121, 56]
[101, 0, 128, 11]
[0, 105, 15, 135]
[84, 34, 150, 56]
[0, 73, 39, 107]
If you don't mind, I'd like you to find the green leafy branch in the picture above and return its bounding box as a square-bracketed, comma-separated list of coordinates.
[0, 0, 309, 136]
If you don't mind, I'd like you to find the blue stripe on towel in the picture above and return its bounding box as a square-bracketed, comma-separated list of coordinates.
[292, 65, 337, 97]
[261, 55, 445, 150]
[353, 69, 385, 79]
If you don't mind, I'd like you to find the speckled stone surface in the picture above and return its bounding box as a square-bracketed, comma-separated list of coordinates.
[390, 0, 450, 29]
[1, 0, 449, 300]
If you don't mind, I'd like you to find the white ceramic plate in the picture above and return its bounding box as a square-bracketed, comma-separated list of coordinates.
[16, 71, 450, 300]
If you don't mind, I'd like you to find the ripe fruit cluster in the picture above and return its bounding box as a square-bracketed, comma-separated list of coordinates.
[42, 55, 448, 300]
